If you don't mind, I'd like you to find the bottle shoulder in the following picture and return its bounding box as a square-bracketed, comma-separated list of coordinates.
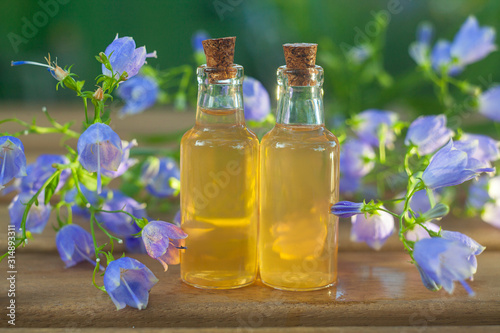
[181, 125, 258, 148]
[261, 125, 339, 149]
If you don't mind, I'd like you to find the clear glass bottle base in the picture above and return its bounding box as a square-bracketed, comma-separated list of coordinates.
[260, 279, 336, 292]
[181, 271, 256, 290]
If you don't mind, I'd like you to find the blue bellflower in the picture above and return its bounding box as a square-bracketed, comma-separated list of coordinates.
[330, 201, 364, 218]
[21, 154, 70, 192]
[440, 230, 485, 273]
[405, 115, 453, 155]
[64, 184, 106, 218]
[454, 133, 500, 167]
[77, 123, 123, 194]
[141, 157, 180, 198]
[431, 40, 463, 76]
[413, 237, 479, 295]
[422, 140, 494, 189]
[466, 176, 491, 210]
[352, 109, 398, 148]
[450, 16, 496, 67]
[409, 22, 434, 66]
[102, 35, 157, 80]
[243, 76, 271, 122]
[101, 140, 138, 178]
[0, 136, 27, 189]
[96, 190, 147, 237]
[405, 221, 440, 242]
[117, 76, 159, 117]
[124, 236, 147, 254]
[103, 257, 158, 310]
[339, 139, 375, 194]
[478, 86, 500, 122]
[9, 192, 51, 234]
[56, 224, 95, 268]
[142, 220, 188, 271]
[192, 30, 210, 53]
[350, 209, 395, 250]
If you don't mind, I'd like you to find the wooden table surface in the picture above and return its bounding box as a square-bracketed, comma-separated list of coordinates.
[0, 104, 499, 331]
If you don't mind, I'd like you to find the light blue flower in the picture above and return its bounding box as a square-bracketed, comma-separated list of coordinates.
[441, 230, 485, 273]
[20, 154, 70, 192]
[409, 22, 434, 66]
[478, 86, 500, 122]
[454, 133, 500, 167]
[466, 176, 491, 210]
[350, 209, 395, 250]
[413, 237, 478, 294]
[0, 136, 27, 189]
[9, 191, 51, 234]
[421, 140, 494, 189]
[103, 257, 158, 310]
[77, 123, 123, 194]
[348, 45, 372, 64]
[243, 76, 271, 122]
[101, 140, 138, 178]
[405, 221, 440, 242]
[405, 115, 453, 155]
[102, 35, 157, 80]
[340, 139, 375, 178]
[124, 236, 146, 254]
[330, 201, 364, 218]
[431, 40, 463, 76]
[450, 16, 496, 67]
[96, 190, 147, 237]
[339, 175, 361, 194]
[142, 220, 187, 271]
[64, 184, 106, 218]
[192, 30, 210, 53]
[352, 109, 398, 147]
[141, 157, 180, 198]
[56, 224, 95, 268]
[117, 76, 159, 116]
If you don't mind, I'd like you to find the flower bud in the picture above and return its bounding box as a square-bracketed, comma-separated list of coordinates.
[93, 87, 104, 101]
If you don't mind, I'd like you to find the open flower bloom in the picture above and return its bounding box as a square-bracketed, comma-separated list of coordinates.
[56, 224, 95, 268]
[350, 208, 395, 250]
[103, 257, 158, 310]
[101, 140, 138, 178]
[352, 109, 398, 148]
[0, 136, 27, 189]
[450, 16, 496, 67]
[454, 133, 500, 167]
[431, 40, 463, 76]
[405, 221, 440, 242]
[243, 76, 271, 122]
[77, 123, 123, 194]
[102, 35, 157, 80]
[331, 201, 364, 218]
[9, 191, 51, 234]
[96, 190, 147, 237]
[21, 154, 70, 192]
[117, 76, 159, 116]
[413, 237, 480, 295]
[422, 140, 495, 189]
[141, 157, 180, 198]
[440, 230, 485, 273]
[340, 139, 375, 178]
[405, 115, 453, 155]
[478, 86, 500, 122]
[142, 220, 188, 271]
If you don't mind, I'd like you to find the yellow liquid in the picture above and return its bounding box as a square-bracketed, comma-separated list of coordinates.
[259, 124, 339, 291]
[180, 108, 259, 289]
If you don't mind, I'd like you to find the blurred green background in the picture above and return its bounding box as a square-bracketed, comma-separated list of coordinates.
[1, 0, 499, 122]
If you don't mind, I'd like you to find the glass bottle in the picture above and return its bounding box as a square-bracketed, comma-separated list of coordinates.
[259, 43, 339, 291]
[180, 37, 259, 289]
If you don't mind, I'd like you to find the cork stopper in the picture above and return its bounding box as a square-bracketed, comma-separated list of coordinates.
[202, 37, 237, 82]
[282, 43, 318, 86]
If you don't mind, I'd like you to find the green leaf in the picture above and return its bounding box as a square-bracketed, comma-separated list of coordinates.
[44, 172, 60, 205]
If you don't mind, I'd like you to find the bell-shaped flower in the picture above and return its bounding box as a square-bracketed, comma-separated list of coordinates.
[330, 201, 364, 218]
[478, 86, 500, 122]
[101, 140, 138, 178]
[103, 257, 158, 310]
[422, 140, 494, 190]
[96, 190, 147, 237]
[405, 115, 453, 155]
[117, 76, 159, 117]
[243, 76, 271, 122]
[142, 220, 188, 271]
[141, 157, 180, 198]
[56, 224, 95, 268]
[0, 136, 27, 189]
[340, 139, 375, 178]
[454, 133, 500, 167]
[21, 154, 70, 192]
[77, 123, 123, 194]
[466, 176, 491, 210]
[450, 16, 496, 67]
[440, 230, 485, 273]
[405, 221, 440, 242]
[413, 237, 479, 295]
[430, 40, 463, 76]
[102, 35, 157, 80]
[350, 209, 395, 250]
[124, 236, 147, 254]
[64, 184, 107, 218]
[409, 22, 434, 66]
[352, 109, 398, 148]
[9, 191, 51, 234]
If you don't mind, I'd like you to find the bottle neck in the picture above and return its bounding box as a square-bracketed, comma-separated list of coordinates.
[276, 65, 324, 126]
[195, 65, 245, 127]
